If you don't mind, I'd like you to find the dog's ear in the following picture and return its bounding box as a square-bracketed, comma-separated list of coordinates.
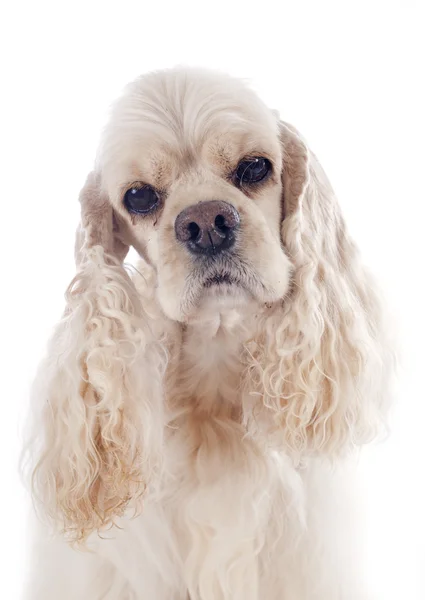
[251, 123, 393, 457]
[74, 172, 129, 265]
[28, 172, 164, 543]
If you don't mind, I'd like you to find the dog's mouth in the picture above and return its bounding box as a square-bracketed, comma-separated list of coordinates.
[203, 272, 238, 288]
[186, 258, 260, 308]
[180, 260, 270, 319]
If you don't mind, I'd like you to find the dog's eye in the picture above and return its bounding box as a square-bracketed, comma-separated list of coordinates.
[234, 157, 271, 185]
[124, 185, 160, 214]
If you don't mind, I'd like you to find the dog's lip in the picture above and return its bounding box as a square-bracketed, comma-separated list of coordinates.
[203, 272, 238, 288]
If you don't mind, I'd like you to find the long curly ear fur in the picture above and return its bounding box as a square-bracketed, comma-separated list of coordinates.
[246, 123, 393, 457]
[26, 172, 165, 543]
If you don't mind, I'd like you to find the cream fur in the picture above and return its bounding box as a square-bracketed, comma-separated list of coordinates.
[23, 67, 394, 600]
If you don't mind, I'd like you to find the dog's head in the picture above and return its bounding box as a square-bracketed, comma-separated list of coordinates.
[29, 68, 393, 542]
[92, 68, 294, 322]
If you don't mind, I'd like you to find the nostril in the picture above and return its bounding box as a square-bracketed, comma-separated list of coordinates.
[175, 201, 239, 253]
[214, 214, 226, 229]
[187, 221, 200, 241]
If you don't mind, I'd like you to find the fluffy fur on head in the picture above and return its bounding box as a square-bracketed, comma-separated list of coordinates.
[24, 67, 393, 599]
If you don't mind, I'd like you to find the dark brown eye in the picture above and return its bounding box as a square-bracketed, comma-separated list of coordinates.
[235, 157, 271, 185]
[124, 184, 160, 214]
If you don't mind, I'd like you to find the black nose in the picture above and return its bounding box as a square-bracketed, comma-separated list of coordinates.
[174, 200, 240, 255]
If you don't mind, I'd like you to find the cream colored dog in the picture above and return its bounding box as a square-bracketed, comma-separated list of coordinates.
[24, 67, 393, 599]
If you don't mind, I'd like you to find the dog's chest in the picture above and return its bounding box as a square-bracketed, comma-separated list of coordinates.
[152, 312, 278, 592]
[105, 309, 302, 598]
[154, 416, 296, 600]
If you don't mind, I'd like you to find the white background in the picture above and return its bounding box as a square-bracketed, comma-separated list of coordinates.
[1, 1, 424, 598]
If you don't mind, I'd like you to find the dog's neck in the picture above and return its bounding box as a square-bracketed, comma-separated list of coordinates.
[170, 303, 262, 421]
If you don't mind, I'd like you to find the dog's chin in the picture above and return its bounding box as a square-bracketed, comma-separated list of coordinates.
[180, 273, 268, 324]
[185, 282, 256, 324]
[201, 280, 251, 306]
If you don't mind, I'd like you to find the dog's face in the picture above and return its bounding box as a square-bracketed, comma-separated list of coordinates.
[98, 69, 292, 322]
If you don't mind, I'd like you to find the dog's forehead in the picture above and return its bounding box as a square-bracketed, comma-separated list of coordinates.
[121, 68, 276, 137]
[98, 69, 280, 186]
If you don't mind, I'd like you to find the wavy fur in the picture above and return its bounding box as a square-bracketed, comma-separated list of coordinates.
[23, 67, 394, 599]
[26, 173, 166, 542]
[242, 124, 392, 458]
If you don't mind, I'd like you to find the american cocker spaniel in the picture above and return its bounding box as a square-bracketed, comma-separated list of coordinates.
[24, 67, 393, 600]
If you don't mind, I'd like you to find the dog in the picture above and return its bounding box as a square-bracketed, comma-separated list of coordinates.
[23, 67, 393, 600]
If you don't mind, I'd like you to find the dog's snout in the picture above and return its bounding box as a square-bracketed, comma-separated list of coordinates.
[174, 200, 240, 255]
